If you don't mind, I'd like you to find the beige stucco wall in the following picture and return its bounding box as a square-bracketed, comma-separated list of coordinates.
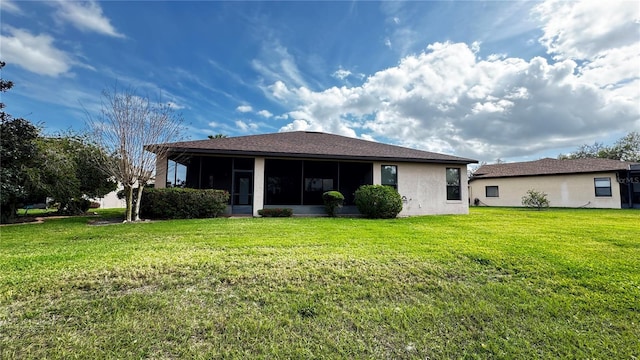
[155, 154, 168, 189]
[469, 172, 622, 208]
[374, 162, 470, 216]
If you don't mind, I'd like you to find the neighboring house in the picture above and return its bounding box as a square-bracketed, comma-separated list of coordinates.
[469, 158, 640, 209]
[146, 131, 477, 216]
[92, 187, 126, 209]
[91, 180, 154, 209]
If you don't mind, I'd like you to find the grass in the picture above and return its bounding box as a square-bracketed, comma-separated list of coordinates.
[1, 207, 638, 359]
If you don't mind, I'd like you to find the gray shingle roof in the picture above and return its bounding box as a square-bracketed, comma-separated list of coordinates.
[470, 157, 636, 180]
[147, 131, 477, 164]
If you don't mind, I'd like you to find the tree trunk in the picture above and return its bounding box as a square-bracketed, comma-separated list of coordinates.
[125, 185, 134, 222]
[134, 184, 145, 221]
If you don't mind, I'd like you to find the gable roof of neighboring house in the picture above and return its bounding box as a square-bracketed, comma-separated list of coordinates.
[470, 158, 637, 181]
[147, 131, 477, 164]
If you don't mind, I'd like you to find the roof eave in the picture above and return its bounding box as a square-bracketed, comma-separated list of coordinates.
[470, 169, 626, 181]
[164, 147, 476, 164]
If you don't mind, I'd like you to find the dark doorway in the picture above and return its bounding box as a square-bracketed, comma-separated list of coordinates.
[232, 170, 253, 215]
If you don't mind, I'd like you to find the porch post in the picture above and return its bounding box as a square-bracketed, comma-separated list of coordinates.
[253, 157, 265, 216]
[155, 154, 168, 189]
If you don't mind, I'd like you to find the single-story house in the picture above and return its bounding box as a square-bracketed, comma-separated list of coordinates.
[147, 131, 477, 216]
[469, 158, 640, 209]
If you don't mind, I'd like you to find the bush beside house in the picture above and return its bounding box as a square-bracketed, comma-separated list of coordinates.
[258, 208, 293, 217]
[521, 189, 550, 210]
[140, 188, 229, 219]
[322, 191, 344, 217]
[354, 185, 403, 219]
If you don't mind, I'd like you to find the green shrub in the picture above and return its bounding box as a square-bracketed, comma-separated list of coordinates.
[258, 208, 293, 217]
[57, 198, 91, 215]
[140, 188, 229, 219]
[521, 189, 550, 210]
[322, 191, 344, 217]
[354, 185, 403, 219]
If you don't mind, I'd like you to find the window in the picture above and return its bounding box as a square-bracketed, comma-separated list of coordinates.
[381, 165, 398, 189]
[446, 168, 461, 200]
[166, 159, 187, 187]
[486, 186, 499, 197]
[594, 177, 612, 197]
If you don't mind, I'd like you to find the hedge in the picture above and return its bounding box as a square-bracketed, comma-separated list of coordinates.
[140, 188, 229, 219]
[258, 208, 293, 217]
[354, 185, 403, 219]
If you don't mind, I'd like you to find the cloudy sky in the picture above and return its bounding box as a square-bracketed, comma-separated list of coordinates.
[1, 0, 638, 163]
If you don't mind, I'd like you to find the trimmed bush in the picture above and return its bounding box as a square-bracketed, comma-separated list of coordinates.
[140, 188, 229, 219]
[354, 185, 403, 219]
[58, 198, 91, 215]
[521, 189, 550, 210]
[258, 208, 293, 217]
[322, 191, 344, 217]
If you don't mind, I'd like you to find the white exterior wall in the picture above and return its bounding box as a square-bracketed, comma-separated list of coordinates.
[93, 185, 126, 209]
[469, 172, 622, 208]
[374, 162, 470, 216]
[253, 157, 265, 216]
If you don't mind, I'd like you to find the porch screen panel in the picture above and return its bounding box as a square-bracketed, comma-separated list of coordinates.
[265, 159, 302, 205]
[200, 157, 232, 193]
[303, 160, 339, 205]
[339, 162, 373, 205]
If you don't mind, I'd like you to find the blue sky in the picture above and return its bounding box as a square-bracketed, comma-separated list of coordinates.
[1, 0, 639, 163]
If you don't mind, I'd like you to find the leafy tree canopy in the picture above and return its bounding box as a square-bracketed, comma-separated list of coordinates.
[559, 131, 640, 162]
[1, 62, 117, 221]
[36, 135, 117, 215]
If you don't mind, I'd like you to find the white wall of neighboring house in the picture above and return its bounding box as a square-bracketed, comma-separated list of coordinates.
[92, 179, 155, 209]
[469, 172, 622, 209]
[92, 184, 126, 209]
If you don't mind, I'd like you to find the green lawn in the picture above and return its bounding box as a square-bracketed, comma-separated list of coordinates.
[1, 208, 638, 359]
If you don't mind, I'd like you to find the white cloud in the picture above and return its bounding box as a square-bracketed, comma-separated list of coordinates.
[0, 27, 73, 76]
[268, 38, 638, 161]
[252, 39, 307, 88]
[257, 110, 273, 118]
[53, 0, 125, 38]
[535, 1, 640, 96]
[1, 0, 22, 14]
[535, 0, 639, 61]
[332, 68, 352, 80]
[236, 105, 253, 113]
[166, 101, 185, 110]
[235, 119, 259, 132]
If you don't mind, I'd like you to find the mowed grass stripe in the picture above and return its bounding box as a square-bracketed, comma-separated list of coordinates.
[1, 208, 638, 359]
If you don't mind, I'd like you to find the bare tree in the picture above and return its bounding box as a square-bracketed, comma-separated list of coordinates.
[86, 86, 184, 222]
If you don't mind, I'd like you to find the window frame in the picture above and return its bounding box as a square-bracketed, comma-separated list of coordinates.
[594, 177, 612, 197]
[446, 167, 462, 201]
[381, 165, 398, 190]
[485, 185, 499, 198]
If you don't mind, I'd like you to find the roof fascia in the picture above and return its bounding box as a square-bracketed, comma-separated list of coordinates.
[164, 148, 476, 165]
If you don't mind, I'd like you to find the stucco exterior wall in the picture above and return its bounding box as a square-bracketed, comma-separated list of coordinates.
[374, 162, 470, 216]
[93, 184, 126, 209]
[155, 154, 168, 189]
[469, 172, 622, 208]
